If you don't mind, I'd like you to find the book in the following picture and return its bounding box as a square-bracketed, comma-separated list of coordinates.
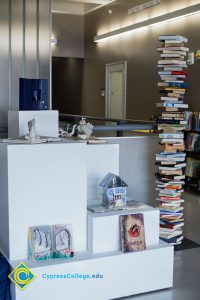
[156, 103, 188, 108]
[160, 169, 183, 175]
[28, 225, 53, 261]
[157, 47, 189, 52]
[160, 54, 184, 58]
[164, 67, 184, 71]
[28, 224, 74, 261]
[160, 97, 180, 102]
[157, 119, 187, 125]
[158, 60, 187, 66]
[52, 224, 74, 259]
[160, 234, 184, 244]
[158, 82, 188, 88]
[159, 71, 187, 75]
[120, 214, 146, 252]
[160, 230, 183, 239]
[164, 43, 185, 47]
[159, 35, 188, 43]
[159, 133, 184, 139]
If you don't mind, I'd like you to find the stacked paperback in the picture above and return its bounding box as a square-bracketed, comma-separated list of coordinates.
[155, 35, 189, 245]
[28, 224, 74, 261]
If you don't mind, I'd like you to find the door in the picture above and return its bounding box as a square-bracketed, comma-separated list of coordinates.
[106, 61, 127, 119]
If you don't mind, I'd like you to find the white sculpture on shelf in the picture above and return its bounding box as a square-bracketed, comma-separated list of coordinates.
[77, 118, 94, 140]
[59, 124, 77, 138]
[25, 118, 41, 143]
[59, 118, 94, 140]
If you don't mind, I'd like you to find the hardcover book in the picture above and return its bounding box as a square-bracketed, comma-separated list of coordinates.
[120, 214, 146, 252]
[28, 225, 53, 261]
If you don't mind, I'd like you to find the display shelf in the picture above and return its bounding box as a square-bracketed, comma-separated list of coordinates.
[10, 242, 173, 300]
[88, 207, 159, 254]
[0, 140, 174, 300]
[9, 241, 170, 269]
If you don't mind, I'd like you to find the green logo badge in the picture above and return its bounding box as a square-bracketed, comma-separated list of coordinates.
[8, 262, 36, 291]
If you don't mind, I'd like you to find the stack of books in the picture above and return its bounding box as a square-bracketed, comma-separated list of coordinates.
[155, 35, 189, 245]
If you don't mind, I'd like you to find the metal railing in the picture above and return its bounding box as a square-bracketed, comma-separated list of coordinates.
[59, 114, 157, 136]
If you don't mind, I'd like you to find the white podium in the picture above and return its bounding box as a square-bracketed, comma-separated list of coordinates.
[0, 141, 174, 300]
[8, 110, 59, 138]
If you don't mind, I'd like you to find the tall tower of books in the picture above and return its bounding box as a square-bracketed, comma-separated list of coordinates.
[156, 35, 189, 245]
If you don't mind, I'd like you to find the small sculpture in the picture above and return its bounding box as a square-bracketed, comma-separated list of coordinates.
[25, 119, 41, 143]
[77, 118, 94, 140]
[59, 124, 77, 138]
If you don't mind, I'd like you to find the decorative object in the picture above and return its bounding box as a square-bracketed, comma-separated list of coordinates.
[25, 119, 40, 143]
[19, 78, 48, 111]
[59, 118, 95, 141]
[100, 173, 128, 207]
[77, 118, 94, 140]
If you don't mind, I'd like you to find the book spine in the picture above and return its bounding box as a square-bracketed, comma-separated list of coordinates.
[119, 216, 125, 253]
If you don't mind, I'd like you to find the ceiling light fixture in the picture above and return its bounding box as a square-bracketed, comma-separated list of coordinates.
[94, 3, 200, 42]
[128, 0, 160, 15]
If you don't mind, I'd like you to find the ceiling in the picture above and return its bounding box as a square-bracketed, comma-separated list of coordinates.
[52, 0, 116, 15]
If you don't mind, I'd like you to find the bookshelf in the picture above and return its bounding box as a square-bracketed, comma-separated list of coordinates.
[0, 141, 174, 300]
[184, 128, 200, 193]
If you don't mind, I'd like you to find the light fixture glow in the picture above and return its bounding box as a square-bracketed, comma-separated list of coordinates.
[51, 37, 58, 45]
[94, 3, 200, 42]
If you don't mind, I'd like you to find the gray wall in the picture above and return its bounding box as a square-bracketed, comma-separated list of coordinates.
[82, 0, 200, 119]
[108, 136, 159, 206]
[0, 0, 51, 127]
[52, 13, 84, 58]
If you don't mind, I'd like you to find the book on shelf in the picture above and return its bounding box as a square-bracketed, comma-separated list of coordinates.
[160, 54, 185, 58]
[158, 60, 187, 66]
[158, 35, 188, 43]
[28, 225, 53, 261]
[159, 133, 184, 139]
[185, 157, 200, 178]
[164, 67, 185, 71]
[158, 65, 187, 69]
[164, 43, 186, 48]
[160, 231, 183, 239]
[120, 214, 146, 252]
[157, 82, 188, 88]
[160, 97, 181, 102]
[52, 224, 74, 259]
[193, 112, 200, 131]
[156, 103, 188, 108]
[162, 50, 187, 56]
[158, 121, 186, 127]
[160, 170, 183, 176]
[185, 133, 200, 152]
[160, 234, 184, 245]
[28, 224, 74, 261]
[159, 71, 187, 75]
[157, 46, 189, 52]
[160, 222, 184, 230]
